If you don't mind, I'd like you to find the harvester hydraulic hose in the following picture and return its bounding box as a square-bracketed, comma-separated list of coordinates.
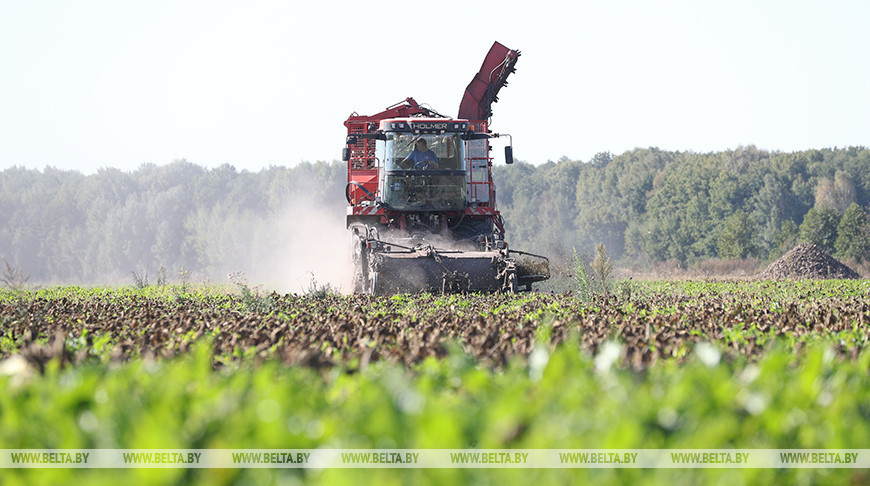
[346, 182, 377, 204]
[447, 211, 465, 230]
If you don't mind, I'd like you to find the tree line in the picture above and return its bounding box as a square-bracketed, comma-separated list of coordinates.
[495, 145, 870, 270]
[0, 161, 345, 285]
[2, 145, 869, 284]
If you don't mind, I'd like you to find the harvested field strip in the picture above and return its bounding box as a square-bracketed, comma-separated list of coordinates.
[2, 280, 869, 370]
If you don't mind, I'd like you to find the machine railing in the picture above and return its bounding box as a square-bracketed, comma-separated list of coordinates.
[346, 122, 381, 206]
[465, 130, 495, 206]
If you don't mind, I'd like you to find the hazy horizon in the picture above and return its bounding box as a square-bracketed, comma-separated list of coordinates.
[2, 1, 868, 174]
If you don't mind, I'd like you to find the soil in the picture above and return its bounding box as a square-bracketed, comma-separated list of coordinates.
[758, 243, 860, 280]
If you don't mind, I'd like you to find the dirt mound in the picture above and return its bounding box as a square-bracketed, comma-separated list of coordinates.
[759, 243, 860, 280]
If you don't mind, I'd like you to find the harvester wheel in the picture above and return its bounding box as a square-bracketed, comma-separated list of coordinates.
[352, 258, 365, 294]
[369, 271, 379, 295]
[350, 228, 369, 294]
[507, 271, 518, 294]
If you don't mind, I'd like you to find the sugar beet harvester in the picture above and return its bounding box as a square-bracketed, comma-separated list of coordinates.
[343, 42, 549, 295]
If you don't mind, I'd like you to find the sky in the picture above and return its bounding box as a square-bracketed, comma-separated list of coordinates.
[1, 0, 868, 174]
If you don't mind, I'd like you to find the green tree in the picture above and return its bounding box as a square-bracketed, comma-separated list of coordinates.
[772, 220, 799, 258]
[814, 171, 857, 213]
[750, 174, 790, 258]
[716, 210, 756, 258]
[798, 207, 840, 254]
[835, 203, 870, 262]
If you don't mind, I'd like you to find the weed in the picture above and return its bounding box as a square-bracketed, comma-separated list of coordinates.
[615, 278, 634, 301]
[591, 243, 614, 296]
[130, 269, 150, 289]
[155, 266, 168, 286]
[178, 267, 191, 290]
[304, 272, 341, 299]
[1, 258, 30, 291]
[228, 271, 276, 314]
[572, 247, 592, 301]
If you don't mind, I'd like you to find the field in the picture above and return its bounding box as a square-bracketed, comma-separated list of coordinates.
[2, 280, 870, 484]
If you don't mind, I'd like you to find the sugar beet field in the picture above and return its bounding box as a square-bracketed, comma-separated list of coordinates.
[2, 280, 870, 484]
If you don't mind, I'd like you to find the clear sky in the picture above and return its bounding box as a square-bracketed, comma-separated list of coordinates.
[1, 0, 868, 174]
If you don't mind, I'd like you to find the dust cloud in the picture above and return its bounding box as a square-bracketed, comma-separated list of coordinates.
[245, 198, 353, 295]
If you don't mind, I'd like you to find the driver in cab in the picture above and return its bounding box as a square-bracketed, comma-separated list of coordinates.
[403, 139, 440, 170]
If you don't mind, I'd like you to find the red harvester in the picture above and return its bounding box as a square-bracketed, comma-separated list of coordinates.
[343, 42, 549, 294]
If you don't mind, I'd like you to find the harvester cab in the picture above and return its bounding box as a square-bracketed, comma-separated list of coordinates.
[343, 42, 549, 295]
[379, 120, 468, 211]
